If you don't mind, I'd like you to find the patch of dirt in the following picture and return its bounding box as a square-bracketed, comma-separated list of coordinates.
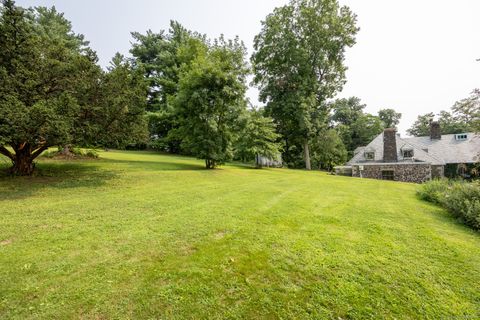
[0, 239, 12, 246]
[214, 231, 227, 240]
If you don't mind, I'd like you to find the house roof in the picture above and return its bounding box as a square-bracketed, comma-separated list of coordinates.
[403, 133, 480, 164]
[347, 132, 480, 166]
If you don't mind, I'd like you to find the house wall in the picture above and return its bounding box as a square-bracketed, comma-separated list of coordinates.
[352, 163, 432, 183]
[431, 165, 444, 179]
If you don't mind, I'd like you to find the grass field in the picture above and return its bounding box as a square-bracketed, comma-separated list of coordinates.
[0, 150, 479, 319]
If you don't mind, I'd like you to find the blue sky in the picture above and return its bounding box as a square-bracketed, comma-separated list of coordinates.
[16, 0, 480, 135]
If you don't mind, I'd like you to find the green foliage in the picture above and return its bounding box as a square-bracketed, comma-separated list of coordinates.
[41, 147, 98, 159]
[330, 97, 384, 156]
[452, 89, 480, 133]
[0, 2, 148, 174]
[234, 109, 282, 167]
[0, 0, 90, 174]
[416, 179, 449, 203]
[311, 129, 347, 171]
[378, 108, 402, 128]
[418, 179, 480, 230]
[408, 91, 479, 136]
[175, 37, 248, 168]
[130, 22, 208, 153]
[252, 0, 358, 169]
[92, 53, 148, 149]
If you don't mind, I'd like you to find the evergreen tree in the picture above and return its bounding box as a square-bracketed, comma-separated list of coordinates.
[0, 0, 88, 174]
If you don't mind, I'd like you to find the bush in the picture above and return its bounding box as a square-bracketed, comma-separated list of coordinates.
[40, 147, 99, 159]
[418, 180, 480, 230]
[416, 179, 449, 204]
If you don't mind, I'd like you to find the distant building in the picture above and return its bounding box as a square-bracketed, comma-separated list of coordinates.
[336, 122, 480, 183]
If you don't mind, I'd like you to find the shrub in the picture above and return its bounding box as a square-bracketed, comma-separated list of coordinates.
[40, 147, 99, 159]
[418, 180, 480, 230]
[416, 179, 449, 204]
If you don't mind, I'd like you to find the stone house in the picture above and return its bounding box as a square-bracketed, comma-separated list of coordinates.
[337, 122, 480, 183]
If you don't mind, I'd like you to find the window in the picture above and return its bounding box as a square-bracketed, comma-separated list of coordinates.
[364, 152, 375, 160]
[455, 134, 468, 140]
[382, 170, 394, 180]
[403, 149, 414, 158]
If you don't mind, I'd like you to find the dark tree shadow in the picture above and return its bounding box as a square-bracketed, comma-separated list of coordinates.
[0, 162, 117, 201]
[100, 158, 206, 171]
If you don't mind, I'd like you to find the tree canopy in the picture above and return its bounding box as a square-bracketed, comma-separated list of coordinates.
[0, 0, 147, 174]
[174, 37, 249, 169]
[407, 91, 479, 136]
[252, 0, 358, 170]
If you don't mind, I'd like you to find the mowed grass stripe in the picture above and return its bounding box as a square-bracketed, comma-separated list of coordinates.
[0, 150, 479, 319]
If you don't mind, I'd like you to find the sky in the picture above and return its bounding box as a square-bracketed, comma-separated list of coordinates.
[16, 0, 480, 135]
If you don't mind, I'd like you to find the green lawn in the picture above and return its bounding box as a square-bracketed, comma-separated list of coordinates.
[0, 150, 479, 319]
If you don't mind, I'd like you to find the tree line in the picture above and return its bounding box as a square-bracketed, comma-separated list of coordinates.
[1, 0, 477, 175]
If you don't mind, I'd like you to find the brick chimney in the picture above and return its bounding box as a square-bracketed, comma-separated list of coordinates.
[430, 121, 441, 140]
[383, 128, 398, 162]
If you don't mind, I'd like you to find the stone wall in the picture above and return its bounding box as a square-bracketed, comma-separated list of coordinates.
[352, 163, 434, 183]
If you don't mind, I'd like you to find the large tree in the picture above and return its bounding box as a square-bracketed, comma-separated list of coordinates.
[0, 0, 96, 175]
[175, 37, 248, 169]
[0, 1, 147, 174]
[130, 22, 207, 152]
[452, 89, 480, 133]
[311, 129, 347, 171]
[91, 54, 148, 148]
[330, 97, 383, 156]
[252, 0, 358, 170]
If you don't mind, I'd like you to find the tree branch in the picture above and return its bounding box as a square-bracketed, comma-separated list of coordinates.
[31, 145, 49, 160]
[0, 146, 14, 161]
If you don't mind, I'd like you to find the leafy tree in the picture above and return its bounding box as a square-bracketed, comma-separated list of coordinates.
[452, 89, 480, 133]
[252, 0, 358, 170]
[234, 109, 282, 168]
[407, 109, 473, 137]
[378, 108, 402, 128]
[330, 97, 383, 156]
[175, 38, 248, 169]
[0, 0, 93, 175]
[27, 5, 102, 153]
[349, 113, 383, 149]
[92, 54, 148, 148]
[330, 97, 365, 126]
[311, 129, 347, 171]
[130, 22, 207, 152]
[406, 112, 435, 137]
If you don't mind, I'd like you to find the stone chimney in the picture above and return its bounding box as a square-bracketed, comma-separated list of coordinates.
[383, 128, 398, 162]
[430, 121, 441, 140]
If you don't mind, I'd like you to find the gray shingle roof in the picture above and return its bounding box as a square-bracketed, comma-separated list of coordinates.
[347, 132, 479, 165]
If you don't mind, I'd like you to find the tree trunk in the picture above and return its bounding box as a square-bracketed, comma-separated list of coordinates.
[2, 143, 47, 176]
[303, 140, 311, 170]
[255, 154, 262, 169]
[59, 144, 74, 157]
[205, 158, 216, 169]
[10, 147, 35, 176]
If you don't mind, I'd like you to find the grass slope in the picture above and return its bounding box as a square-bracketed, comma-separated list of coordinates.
[0, 150, 479, 319]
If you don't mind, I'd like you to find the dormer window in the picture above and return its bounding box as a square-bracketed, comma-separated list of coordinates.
[364, 151, 375, 160]
[455, 133, 468, 140]
[403, 149, 414, 158]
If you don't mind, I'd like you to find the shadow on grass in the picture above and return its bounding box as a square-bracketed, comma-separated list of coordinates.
[0, 161, 117, 201]
[100, 158, 207, 171]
